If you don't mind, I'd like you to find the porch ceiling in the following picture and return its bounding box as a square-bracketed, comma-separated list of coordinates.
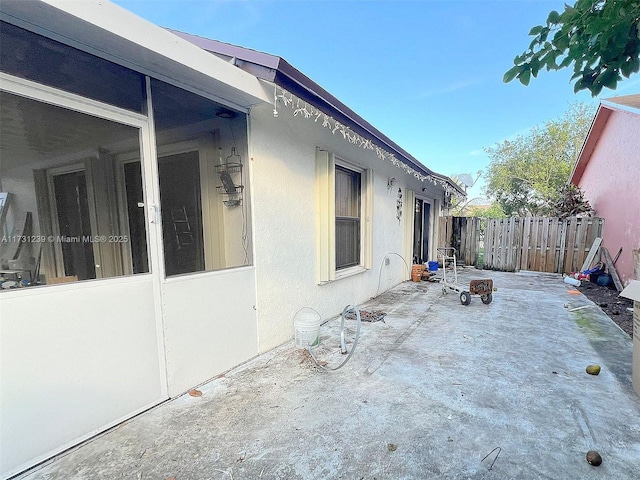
[0, 91, 139, 171]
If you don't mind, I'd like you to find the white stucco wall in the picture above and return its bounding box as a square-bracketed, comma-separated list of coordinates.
[248, 102, 442, 352]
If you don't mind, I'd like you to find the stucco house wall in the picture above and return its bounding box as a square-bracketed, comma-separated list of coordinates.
[572, 104, 640, 285]
[0, 2, 457, 477]
[249, 101, 442, 351]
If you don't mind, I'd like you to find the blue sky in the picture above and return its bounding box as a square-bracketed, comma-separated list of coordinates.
[113, 0, 639, 200]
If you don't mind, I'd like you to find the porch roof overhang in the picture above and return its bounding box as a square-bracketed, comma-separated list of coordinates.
[0, 0, 271, 112]
[570, 94, 640, 185]
[169, 29, 465, 196]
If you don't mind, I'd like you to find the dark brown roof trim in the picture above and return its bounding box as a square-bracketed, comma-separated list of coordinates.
[168, 29, 463, 193]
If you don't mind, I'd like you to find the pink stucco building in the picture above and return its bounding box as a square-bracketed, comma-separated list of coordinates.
[570, 94, 640, 286]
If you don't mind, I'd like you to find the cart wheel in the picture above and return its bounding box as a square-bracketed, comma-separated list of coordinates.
[442, 286, 447, 295]
[481, 293, 493, 305]
[460, 291, 471, 306]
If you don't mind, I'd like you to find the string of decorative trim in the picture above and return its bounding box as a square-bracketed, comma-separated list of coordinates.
[272, 85, 460, 196]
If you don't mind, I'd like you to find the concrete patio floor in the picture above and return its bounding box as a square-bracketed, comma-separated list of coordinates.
[17, 269, 640, 480]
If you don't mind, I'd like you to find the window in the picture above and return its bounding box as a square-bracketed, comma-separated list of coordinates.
[316, 149, 372, 283]
[412, 198, 431, 264]
[335, 165, 361, 270]
[0, 23, 150, 290]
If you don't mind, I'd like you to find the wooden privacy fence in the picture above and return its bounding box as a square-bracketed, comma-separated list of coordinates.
[437, 216, 484, 266]
[438, 216, 605, 274]
[483, 216, 605, 273]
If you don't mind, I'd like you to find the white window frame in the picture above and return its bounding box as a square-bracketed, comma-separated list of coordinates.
[316, 148, 372, 284]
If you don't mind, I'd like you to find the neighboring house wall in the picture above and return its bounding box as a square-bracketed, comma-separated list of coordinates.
[575, 109, 640, 285]
[249, 102, 441, 351]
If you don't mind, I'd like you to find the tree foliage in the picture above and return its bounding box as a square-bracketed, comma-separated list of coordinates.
[451, 198, 506, 218]
[505, 0, 640, 95]
[483, 102, 594, 216]
[466, 202, 506, 218]
[552, 184, 594, 217]
[474, 202, 507, 218]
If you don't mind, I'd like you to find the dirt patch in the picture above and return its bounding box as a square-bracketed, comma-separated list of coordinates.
[578, 282, 633, 338]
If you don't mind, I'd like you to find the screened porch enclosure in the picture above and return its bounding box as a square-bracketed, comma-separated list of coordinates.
[0, 78, 254, 288]
[0, 18, 259, 478]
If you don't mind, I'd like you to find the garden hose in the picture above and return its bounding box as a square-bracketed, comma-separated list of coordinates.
[308, 304, 362, 371]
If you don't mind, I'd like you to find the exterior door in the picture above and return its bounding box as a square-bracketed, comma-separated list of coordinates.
[413, 198, 432, 264]
[153, 145, 258, 397]
[149, 78, 258, 397]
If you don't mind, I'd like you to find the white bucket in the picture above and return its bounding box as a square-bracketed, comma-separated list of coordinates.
[294, 309, 321, 348]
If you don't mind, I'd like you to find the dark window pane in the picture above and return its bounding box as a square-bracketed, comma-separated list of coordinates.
[53, 171, 96, 280]
[0, 21, 145, 113]
[123, 162, 149, 274]
[413, 199, 423, 263]
[335, 166, 360, 217]
[158, 151, 205, 276]
[151, 79, 222, 131]
[335, 165, 361, 270]
[336, 218, 360, 269]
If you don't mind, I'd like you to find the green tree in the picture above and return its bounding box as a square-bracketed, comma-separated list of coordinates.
[553, 184, 594, 217]
[483, 102, 594, 216]
[504, 0, 640, 95]
[451, 199, 506, 218]
[469, 202, 507, 218]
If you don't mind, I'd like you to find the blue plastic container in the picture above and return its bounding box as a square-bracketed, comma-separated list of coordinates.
[428, 261, 439, 272]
